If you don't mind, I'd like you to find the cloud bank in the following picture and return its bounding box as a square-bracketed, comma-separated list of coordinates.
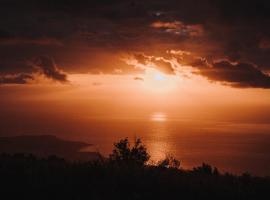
[1, 0, 270, 88]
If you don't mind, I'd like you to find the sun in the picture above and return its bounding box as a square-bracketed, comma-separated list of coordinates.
[154, 72, 165, 81]
[142, 68, 178, 92]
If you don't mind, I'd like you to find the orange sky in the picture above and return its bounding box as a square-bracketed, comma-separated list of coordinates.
[1, 0, 270, 135]
[1, 67, 270, 125]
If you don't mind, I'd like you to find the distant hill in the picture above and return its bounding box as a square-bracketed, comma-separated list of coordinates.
[0, 135, 102, 161]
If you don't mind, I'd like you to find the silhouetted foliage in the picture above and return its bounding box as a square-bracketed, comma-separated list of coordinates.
[193, 163, 215, 175]
[0, 138, 270, 200]
[158, 154, 181, 169]
[109, 138, 150, 166]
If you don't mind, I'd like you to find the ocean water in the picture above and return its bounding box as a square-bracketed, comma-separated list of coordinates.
[70, 118, 270, 176]
[1, 113, 270, 176]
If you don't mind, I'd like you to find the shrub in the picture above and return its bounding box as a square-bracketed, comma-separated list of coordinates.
[109, 138, 150, 166]
[158, 154, 181, 169]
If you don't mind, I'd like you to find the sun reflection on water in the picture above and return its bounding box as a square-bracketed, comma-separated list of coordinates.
[147, 115, 173, 162]
[147, 112, 172, 162]
[150, 112, 167, 122]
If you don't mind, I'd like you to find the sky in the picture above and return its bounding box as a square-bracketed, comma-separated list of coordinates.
[1, 0, 270, 136]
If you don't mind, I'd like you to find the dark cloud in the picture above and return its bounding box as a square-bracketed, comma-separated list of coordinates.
[189, 59, 270, 88]
[0, 56, 68, 84]
[131, 53, 175, 74]
[133, 53, 149, 65]
[150, 21, 204, 37]
[202, 61, 270, 88]
[152, 59, 175, 75]
[0, 37, 62, 46]
[0, 29, 12, 39]
[213, 1, 270, 20]
[134, 77, 144, 81]
[174, 51, 210, 68]
[1, 0, 270, 88]
[171, 51, 270, 88]
[0, 73, 34, 84]
[33, 56, 68, 82]
[259, 38, 270, 49]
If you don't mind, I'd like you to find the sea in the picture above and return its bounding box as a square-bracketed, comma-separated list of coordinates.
[1, 113, 270, 176]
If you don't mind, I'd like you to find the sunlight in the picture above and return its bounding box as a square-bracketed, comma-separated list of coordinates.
[142, 68, 178, 92]
[154, 72, 165, 81]
[151, 112, 167, 122]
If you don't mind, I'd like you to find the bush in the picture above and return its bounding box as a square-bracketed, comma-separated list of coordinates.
[109, 138, 150, 166]
[158, 154, 181, 169]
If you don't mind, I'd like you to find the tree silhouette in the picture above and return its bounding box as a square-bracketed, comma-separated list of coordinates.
[193, 163, 216, 175]
[109, 138, 150, 166]
[1, 140, 270, 200]
[158, 154, 181, 169]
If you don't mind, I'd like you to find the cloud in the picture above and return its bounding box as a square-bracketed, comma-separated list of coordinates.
[167, 50, 270, 88]
[150, 21, 204, 37]
[259, 38, 270, 49]
[0, 37, 62, 46]
[152, 58, 175, 75]
[175, 52, 270, 88]
[199, 61, 270, 88]
[1, 0, 270, 89]
[128, 53, 175, 75]
[134, 77, 144, 81]
[0, 56, 68, 85]
[0, 73, 34, 84]
[133, 53, 150, 65]
[0, 29, 12, 39]
[170, 50, 209, 68]
[32, 56, 68, 82]
[151, 21, 182, 29]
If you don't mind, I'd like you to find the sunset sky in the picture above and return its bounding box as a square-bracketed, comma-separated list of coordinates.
[1, 0, 270, 137]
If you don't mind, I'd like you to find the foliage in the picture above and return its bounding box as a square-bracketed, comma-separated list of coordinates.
[0, 138, 270, 200]
[158, 154, 181, 169]
[192, 163, 219, 175]
[109, 138, 150, 166]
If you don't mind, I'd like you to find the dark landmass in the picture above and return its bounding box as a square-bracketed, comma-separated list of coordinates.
[0, 135, 102, 161]
[0, 137, 269, 199]
[0, 153, 269, 200]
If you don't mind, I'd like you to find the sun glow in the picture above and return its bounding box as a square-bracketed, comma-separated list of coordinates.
[142, 68, 179, 92]
[151, 112, 167, 122]
[154, 72, 165, 81]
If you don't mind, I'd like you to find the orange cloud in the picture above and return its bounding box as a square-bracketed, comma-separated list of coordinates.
[151, 21, 183, 29]
[150, 21, 204, 37]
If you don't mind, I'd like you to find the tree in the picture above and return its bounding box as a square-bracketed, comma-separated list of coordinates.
[109, 138, 150, 166]
[193, 163, 214, 175]
[158, 154, 181, 169]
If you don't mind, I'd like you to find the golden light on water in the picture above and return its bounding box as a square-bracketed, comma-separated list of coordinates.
[151, 112, 167, 122]
[147, 116, 173, 162]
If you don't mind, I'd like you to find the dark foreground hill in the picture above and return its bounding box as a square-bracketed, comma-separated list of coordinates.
[0, 137, 269, 200]
[0, 153, 270, 200]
